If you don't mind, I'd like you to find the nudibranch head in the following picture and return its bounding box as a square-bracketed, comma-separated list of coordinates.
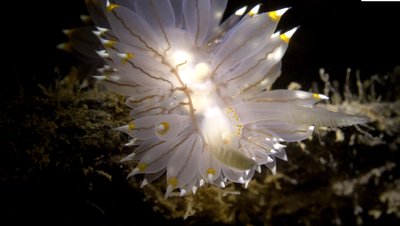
[77, 0, 368, 198]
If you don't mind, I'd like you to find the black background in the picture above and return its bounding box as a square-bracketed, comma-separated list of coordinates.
[5, 0, 400, 97]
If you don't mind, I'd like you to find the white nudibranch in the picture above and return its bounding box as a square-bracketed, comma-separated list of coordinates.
[78, 0, 368, 197]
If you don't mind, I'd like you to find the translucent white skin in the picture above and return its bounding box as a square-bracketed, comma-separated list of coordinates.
[85, 0, 368, 197]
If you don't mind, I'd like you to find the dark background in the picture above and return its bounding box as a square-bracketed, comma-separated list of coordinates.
[5, 0, 400, 97]
[2, 0, 400, 225]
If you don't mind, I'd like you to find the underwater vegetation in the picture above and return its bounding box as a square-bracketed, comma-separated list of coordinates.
[1, 66, 399, 225]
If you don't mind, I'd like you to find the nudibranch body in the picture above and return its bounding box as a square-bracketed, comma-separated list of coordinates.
[77, 0, 367, 197]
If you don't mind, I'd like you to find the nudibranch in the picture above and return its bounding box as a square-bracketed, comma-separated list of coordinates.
[70, 0, 368, 197]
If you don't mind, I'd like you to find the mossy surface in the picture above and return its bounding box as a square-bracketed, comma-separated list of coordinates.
[1, 68, 399, 226]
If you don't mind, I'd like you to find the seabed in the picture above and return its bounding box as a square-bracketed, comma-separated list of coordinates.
[1, 67, 399, 226]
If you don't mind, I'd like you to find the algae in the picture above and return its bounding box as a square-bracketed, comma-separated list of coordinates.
[1, 67, 399, 225]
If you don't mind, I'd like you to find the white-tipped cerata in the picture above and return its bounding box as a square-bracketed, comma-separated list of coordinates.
[73, 0, 369, 197]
